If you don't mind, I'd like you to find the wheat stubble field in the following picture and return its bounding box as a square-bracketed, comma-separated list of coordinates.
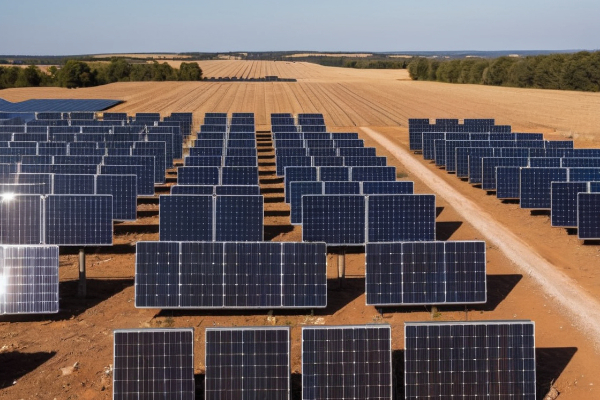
[1, 61, 600, 399]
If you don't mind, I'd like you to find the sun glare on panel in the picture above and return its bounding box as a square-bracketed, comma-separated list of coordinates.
[1, 193, 16, 202]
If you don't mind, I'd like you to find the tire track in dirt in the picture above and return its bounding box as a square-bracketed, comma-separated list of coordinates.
[362, 126, 600, 350]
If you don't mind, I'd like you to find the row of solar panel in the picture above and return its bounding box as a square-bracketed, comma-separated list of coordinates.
[272, 132, 360, 140]
[177, 166, 259, 186]
[135, 241, 326, 308]
[188, 147, 257, 157]
[193, 139, 256, 148]
[0, 135, 175, 167]
[274, 138, 365, 148]
[195, 131, 256, 140]
[113, 321, 535, 400]
[184, 155, 258, 167]
[0, 194, 113, 245]
[276, 155, 386, 176]
[409, 118, 512, 150]
[169, 185, 260, 196]
[159, 195, 263, 241]
[283, 166, 397, 202]
[276, 146, 377, 158]
[289, 180, 413, 224]
[200, 124, 255, 133]
[2, 162, 154, 195]
[0, 173, 136, 220]
[1, 150, 165, 184]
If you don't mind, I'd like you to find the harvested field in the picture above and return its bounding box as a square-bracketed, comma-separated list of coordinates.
[1, 60, 599, 399]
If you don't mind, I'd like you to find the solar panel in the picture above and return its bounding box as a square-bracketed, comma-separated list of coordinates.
[323, 181, 361, 195]
[520, 167, 568, 209]
[205, 327, 290, 400]
[422, 132, 445, 160]
[188, 147, 223, 157]
[362, 181, 414, 195]
[276, 156, 311, 176]
[284, 166, 318, 203]
[223, 156, 258, 167]
[214, 185, 261, 195]
[338, 147, 377, 157]
[275, 148, 307, 157]
[433, 139, 446, 167]
[289, 181, 324, 225]
[302, 195, 366, 245]
[365, 241, 486, 306]
[308, 148, 337, 157]
[215, 195, 263, 241]
[159, 195, 213, 241]
[221, 166, 259, 185]
[113, 328, 195, 400]
[0, 245, 59, 314]
[462, 148, 494, 182]
[135, 241, 180, 307]
[0, 194, 43, 244]
[177, 166, 220, 185]
[529, 157, 562, 168]
[496, 166, 522, 199]
[367, 195, 436, 242]
[52, 174, 95, 195]
[550, 182, 588, 228]
[319, 166, 350, 182]
[578, 193, 600, 240]
[334, 139, 364, 148]
[170, 185, 215, 195]
[311, 156, 344, 167]
[45, 195, 113, 246]
[590, 182, 600, 192]
[302, 325, 392, 400]
[351, 166, 395, 182]
[95, 174, 137, 221]
[481, 157, 529, 190]
[226, 148, 257, 157]
[404, 321, 536, 399]
[133, 142, 167, 184]
[184, 156, 223, 167]
[343, 156, 386, 167]
[180, 242, 224, 307]
[568, 167, 600, 182]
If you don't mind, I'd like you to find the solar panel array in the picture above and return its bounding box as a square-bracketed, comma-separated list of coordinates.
[409, 118, 600, 240]
[135, 242, 326, 309]
[0, 245, 59, 314]
[113, 328, 195, 400]
[205, 327, 290, 400]
[404, 320, 536, 399]
[302, 325, 392, 400]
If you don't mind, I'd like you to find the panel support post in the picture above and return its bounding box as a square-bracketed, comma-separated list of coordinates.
[337, 248, 346, 288]
[78, 248, 86, 298]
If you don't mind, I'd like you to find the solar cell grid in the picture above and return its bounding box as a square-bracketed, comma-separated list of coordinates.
[302, 195, 366, 245]
[319, 166, 350, 182]
[216, 195, 263, 241]
[367, 194, 436, 242]
[205, 327, 290, 400]
[362, 181, 414, 195]
[578, 193, 600, 239]
[496, 166, 522, 199]
[159, 195, 213, 241]
[350, 166, 395, 182]
[302, 325, 392, 400]
[0, 194, 43, 245]
[551, 182, 588, 228]
[221, 166, 259, 185]
[284, 166, 318, 203]
[289, 181, 324, 225]
[520, 167, 568, 209]
[481, 158, 529, 191]
[95, 174, 137, 221]
[0, 245, 59, 314]
[323, 181, 361, 195]
[113, 328, 195, 400]
[404, 321, 536, 399]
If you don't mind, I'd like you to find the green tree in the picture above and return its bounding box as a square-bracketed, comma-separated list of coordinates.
[533, 54, 565, 89]
[178, 62, 203, 81]
[15, 65, 43, 87]
[483, 56, 517, 86]
[56, 60, 97, 88]
[0, 66, 21, 88]
[106, 58, 132, 82]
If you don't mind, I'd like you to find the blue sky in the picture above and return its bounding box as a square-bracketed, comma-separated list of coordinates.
[0, 0, 598, 55]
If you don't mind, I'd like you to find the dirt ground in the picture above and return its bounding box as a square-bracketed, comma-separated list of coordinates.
[1, 61, 600, 399]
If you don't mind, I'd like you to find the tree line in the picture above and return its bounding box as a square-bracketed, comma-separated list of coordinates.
[0, 58, 203, 89]
[407, 51, 600, 92]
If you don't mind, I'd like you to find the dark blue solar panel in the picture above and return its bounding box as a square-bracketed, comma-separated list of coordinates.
[465, 148, 495, 182]
[184, 156, 223, 167]
[0, 195, 43, 244]
[96, 174, 137, 221]
[226, 148, 257, 157]
[337, 147, 377, 157]
[302, 325, 392, 400]
[215, 196, 263, 241]
[568, 167, 600, 182]
[100, 165, 154, 196]
[159, 195, 213, 241]
[319, 166, 350, 182]
[45, 195, 113, 245]
[367, 241, 485, 305]
[520, 168, 568, 209]
[367, 195, 436, 242]
[496, 166, 522, 199]
[281, 242, 327, 307]
[333, 139, 364, 148]
[546, 140, 574, 149]
[276, 156, 311, 176]
[303, 133, 331, 140]
[273, 132, 302, 140]
[434, 139, 446, 167]
[135, 242, 180, 308]
[444, 140, 472, 172]
[578, 193, 600, 239]
[0, 98, 121, 113]
[221, 167, 259, 185]
[332, 132, 360, 140]
[0, 147, 37, 156]
[590, 182, 600, 192]
[223, 156, 256, 168]
[343, 156, 386, 167]
[350, 166, 395, 182]
[170, 185, 214, 195]
[177, 167, 220, 185]
[561, 158, 600, 168]
[0, 163, 18, 174]
[529, 157, 562, 168]
[52, 174, 95, 195]
[324, 181, 361, 195]
[227, 139, 255, 148]
[180, 242, 224, 308]
[302, 195, 366, 245]
[311, 156, 344, 167]
[189, 147, 223, 157]
[274, 139, 305, 148]
[206, 327, 290, 399]
[275, 148, 307, 157]
[290, 182, 324, 225]
[284, 166, 318, 203]
[481, 157, 529, 190]
[404, 321, 536, 399]
[133, 142, 167, 184]
[305, 139, 334, 148]
[104, 155, 156, 184]
[20, 155, 53, 165]
[308, 149, 337, 157]
[551, 182, 588, 228]
[228, 131, 255, 140]
[0, 245, 59, 315]
[215, 185, 261, 195]
[422, 132, 445, 160]
[362, 181, 414, 194]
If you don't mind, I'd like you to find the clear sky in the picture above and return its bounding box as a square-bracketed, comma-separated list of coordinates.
[1, 0, 598, 55]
